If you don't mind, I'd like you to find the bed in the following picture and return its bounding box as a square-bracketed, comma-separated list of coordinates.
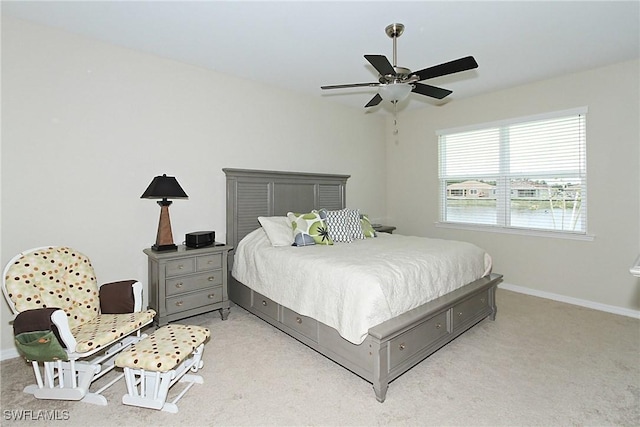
[224, 168, 502, 402]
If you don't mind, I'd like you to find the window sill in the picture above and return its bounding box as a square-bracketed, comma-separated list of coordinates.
[435, 222, 595, 241]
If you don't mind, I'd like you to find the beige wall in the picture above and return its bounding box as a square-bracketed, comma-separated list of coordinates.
[0, 17, 387, 357]
[387, 59, 640, 312]
[2, 16, 638, 359]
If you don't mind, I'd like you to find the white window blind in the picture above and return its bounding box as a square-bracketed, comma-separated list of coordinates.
[438, 108, 587, 235]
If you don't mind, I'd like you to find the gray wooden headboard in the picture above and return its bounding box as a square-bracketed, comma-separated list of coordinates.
[223, 168, 349, 259]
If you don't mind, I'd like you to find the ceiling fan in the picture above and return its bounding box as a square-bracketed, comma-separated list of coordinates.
[321, 23, 478, 108]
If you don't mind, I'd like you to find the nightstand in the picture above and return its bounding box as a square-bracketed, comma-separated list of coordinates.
[373, 225, 396, 234]
[144, 244, 232, 326]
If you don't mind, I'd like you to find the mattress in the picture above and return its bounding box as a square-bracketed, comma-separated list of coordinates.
[232, 229, 492, 344]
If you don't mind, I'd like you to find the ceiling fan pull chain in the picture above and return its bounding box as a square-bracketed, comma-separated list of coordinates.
[393, 101, 400, 145]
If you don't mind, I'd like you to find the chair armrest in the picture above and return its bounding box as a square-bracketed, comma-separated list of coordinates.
[99, 280, 143, 314]
[50, 310, 76, 353]
[13, 308, 77, 353]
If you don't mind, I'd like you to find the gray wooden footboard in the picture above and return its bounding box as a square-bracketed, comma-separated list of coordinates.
[223, 168, 502, 402]
[229, 273, 501, 402]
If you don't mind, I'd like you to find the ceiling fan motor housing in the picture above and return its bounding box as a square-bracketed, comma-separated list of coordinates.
[379, 66, 414, 84]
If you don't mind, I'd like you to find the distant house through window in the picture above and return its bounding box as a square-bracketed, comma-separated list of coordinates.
[437, 108, 587, 236]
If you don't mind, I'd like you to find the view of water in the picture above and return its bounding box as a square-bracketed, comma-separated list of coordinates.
[446, 205, 584, 232]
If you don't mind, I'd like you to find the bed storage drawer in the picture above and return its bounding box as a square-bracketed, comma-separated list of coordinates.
[282, 307, 318, 342]
[166, 286, 223, 315]
[389, 311, 449, 368]
[452, 289, 490, 330]
[252, 291, 278, 321]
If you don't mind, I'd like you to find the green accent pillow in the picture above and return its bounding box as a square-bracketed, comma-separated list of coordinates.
[287, 211, 333, 246]
[360, 214, 378, 238]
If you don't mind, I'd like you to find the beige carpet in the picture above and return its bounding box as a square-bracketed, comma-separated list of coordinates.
[1, 289, 638, 426]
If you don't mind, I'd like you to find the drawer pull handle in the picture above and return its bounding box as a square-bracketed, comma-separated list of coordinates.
[399, 343, 406, 351]
[178, 264, 184, 270]
[458, 312, 463, 317]
[435, 323, 442, 329]
[208, 276, 215, 282]
[208, 293, 216, 299]
[176, 301, 184, 307]
[175, 282, 183, 288]
[296, 317, 302, 324]
[262, 300, 267, 306]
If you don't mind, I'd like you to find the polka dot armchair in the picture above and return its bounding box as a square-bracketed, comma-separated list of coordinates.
[2, 246, 156, 405]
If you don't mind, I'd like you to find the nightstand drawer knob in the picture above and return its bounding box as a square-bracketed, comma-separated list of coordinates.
[436, 323, 442, 329]
[178, 264, 184, 270]
[175, 282, 183, 288]
[296, 317, 302, 324]
[262, 300, 267, 306]
[176, 301, 184, 307]
[208, 276, 216, 282]
[399, 343, 406, 351]
[208, 293, 216, 299]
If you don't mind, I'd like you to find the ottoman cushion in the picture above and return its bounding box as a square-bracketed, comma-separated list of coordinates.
[115, 324, 210, 372]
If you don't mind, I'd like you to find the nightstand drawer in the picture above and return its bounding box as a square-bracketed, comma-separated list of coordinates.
[166, 286, 223, 315]
[196, 253, 222, 271]
[165, 258, 195, 277]
[166, 271, 223, 296]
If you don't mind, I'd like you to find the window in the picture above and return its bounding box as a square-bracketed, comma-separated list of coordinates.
[438, 108, 587, 236]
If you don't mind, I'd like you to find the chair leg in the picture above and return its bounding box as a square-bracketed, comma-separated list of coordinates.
[120, 343, 207, 413]
[24, 361, 98, 402]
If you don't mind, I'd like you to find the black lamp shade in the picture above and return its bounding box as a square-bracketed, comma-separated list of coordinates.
[141, 174, 188, 252]
[141, 174, 188, 200]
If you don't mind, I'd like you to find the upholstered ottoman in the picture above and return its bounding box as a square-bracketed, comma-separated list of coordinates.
[114, 324, 210, 413]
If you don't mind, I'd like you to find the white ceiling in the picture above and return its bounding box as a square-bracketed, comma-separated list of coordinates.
[3, 1, 639, 113]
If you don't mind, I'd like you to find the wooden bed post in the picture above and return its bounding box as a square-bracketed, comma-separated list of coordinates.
[372, 340, 390, 403]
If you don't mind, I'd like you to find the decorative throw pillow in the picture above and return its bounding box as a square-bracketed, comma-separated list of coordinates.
[286, 211, 333, 246]
[360, 214, 377, 238]
[322, 208, 366, 242]
[258, 216, 294, 247]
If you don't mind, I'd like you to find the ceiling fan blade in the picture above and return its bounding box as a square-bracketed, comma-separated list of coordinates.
[412, 82, 452, 99]
[414, 56, 478, 81]
[365, 94, 383, 108]
[321, 82, 379, 90]
[364, 55, 396, 76]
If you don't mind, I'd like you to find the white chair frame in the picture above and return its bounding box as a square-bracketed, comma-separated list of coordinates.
[3, 246, 154, 405]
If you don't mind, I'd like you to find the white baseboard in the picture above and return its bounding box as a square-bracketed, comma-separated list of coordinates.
[1, 347, 19, 361]
[499, 282, 640, 319]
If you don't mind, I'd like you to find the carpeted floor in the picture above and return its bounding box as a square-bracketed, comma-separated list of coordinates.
[1, 289, 638, 426]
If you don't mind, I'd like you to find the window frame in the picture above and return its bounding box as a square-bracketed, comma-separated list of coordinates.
[436, 107, 593, 241]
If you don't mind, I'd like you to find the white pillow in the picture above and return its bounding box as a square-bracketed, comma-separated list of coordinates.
[258, 216, 294, 246]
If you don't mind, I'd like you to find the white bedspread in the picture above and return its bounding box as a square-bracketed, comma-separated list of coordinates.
[232, 229, 492, 344]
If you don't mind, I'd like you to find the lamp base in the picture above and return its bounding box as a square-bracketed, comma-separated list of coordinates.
[151, 243, 178, 252]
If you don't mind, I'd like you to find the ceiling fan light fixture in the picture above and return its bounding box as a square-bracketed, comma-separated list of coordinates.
[378, 83, 412, 102]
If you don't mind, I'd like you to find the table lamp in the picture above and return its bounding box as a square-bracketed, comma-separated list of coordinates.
[141, 174, 188, 251]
